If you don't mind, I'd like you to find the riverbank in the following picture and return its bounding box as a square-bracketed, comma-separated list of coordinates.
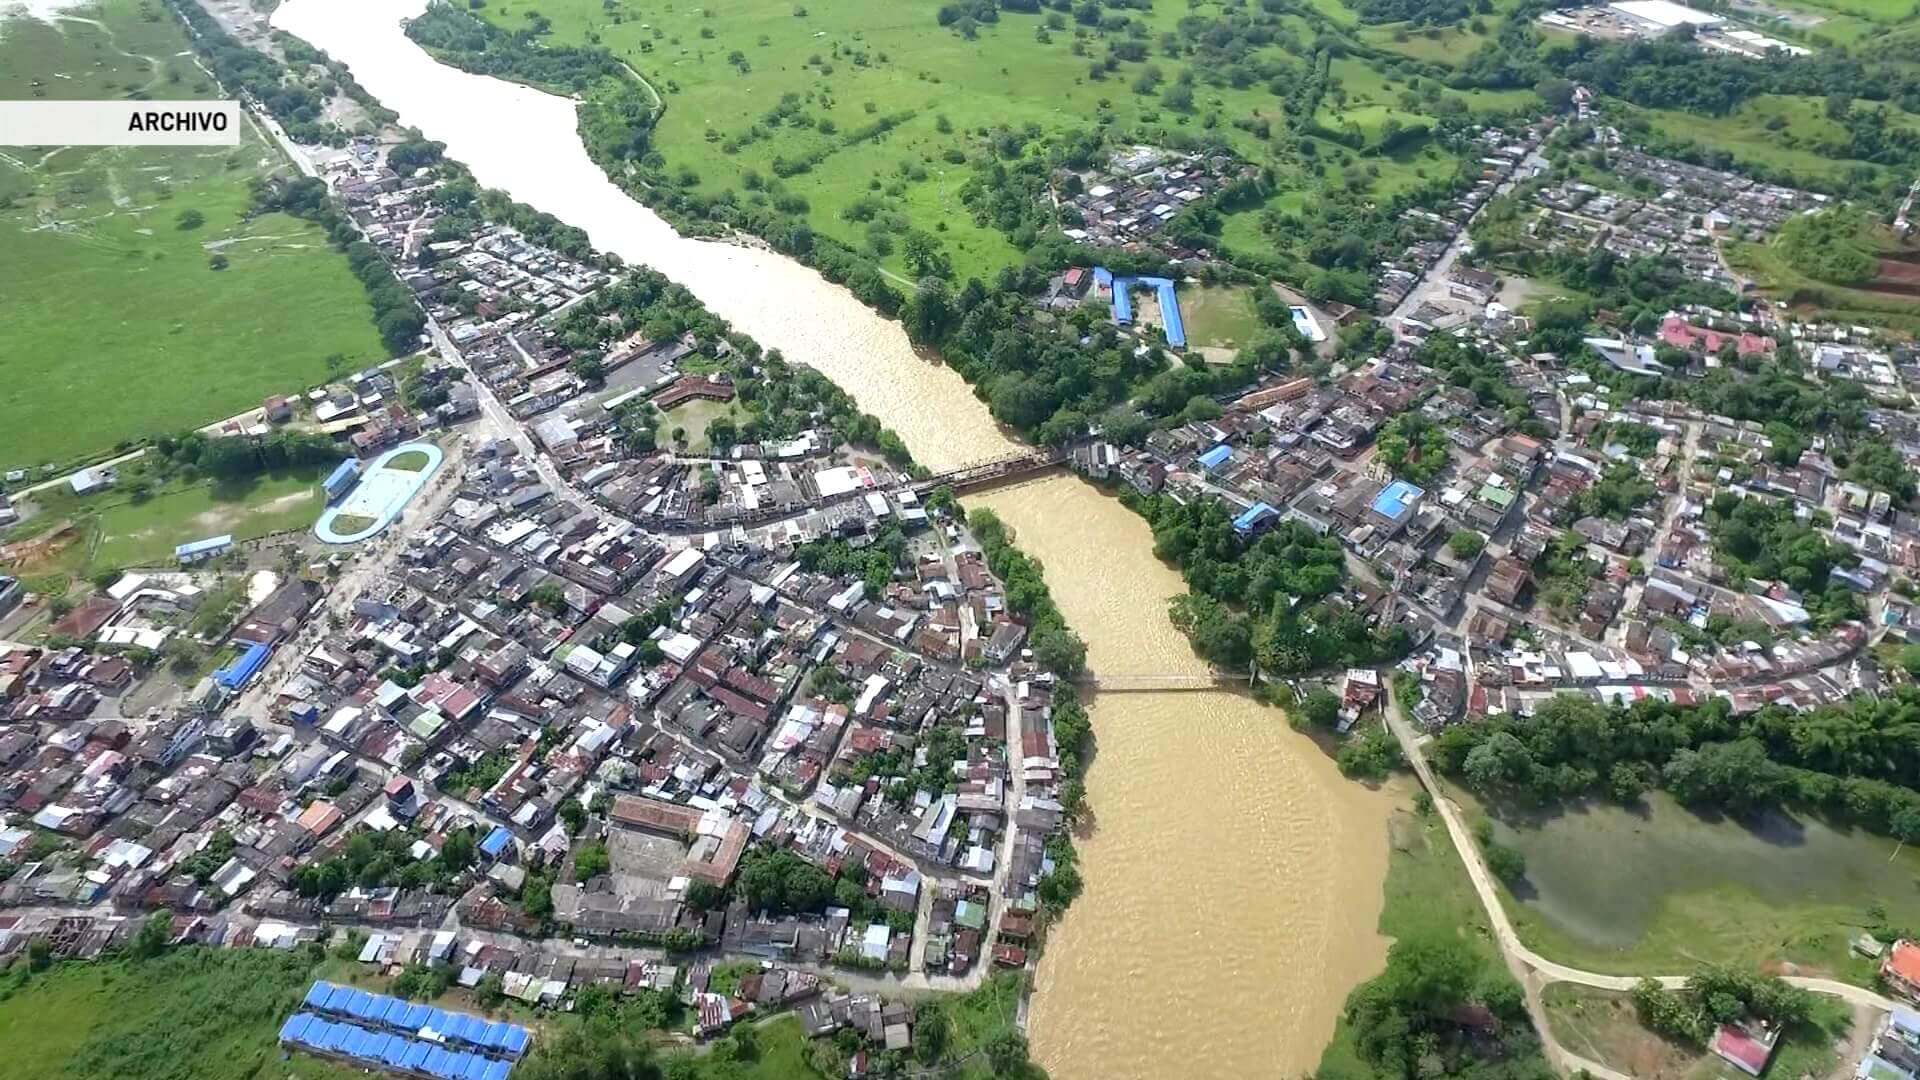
[263, 4, 1399, 1075]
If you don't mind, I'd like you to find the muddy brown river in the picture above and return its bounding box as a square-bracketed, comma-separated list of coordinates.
[269, 2, 1395, 1072]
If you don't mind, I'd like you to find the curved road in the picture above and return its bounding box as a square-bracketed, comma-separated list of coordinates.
[1380, 687, 1898, 1079]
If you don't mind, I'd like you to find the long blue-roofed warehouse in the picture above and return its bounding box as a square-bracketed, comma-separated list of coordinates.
[280, 981, 527, 1080]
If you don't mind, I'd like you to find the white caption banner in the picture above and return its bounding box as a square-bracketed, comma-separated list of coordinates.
[0, 100, 242, 146]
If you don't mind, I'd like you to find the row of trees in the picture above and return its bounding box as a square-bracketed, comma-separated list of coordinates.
[251, 176, 425, 354]
[1434, 691, 1920, 840]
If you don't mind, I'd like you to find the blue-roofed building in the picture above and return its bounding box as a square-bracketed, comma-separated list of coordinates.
[324, 457, 363, 503]
[465, 1055, 495, 1080]
[213, 642, 272, 691]
[381, 996, 413, 1027]
[479, 825, 513, 861]
[401, 1002, 432, 1031]
[175, 534, 234, 565]
[1232, 502, 1278, 538]
[1197, 444, 1233, 473]
[484, 1061, 513, 1080]
[324, 984, 357, 1013]
[405, 1042, 434, 1071]
[352, 990, 389, 1022]
[304, 982, 335, 1009]
[384, 1037, 416, 1069]
[279, 1013, 316, 1044]
[1370, 480, 1425, 525]
[500, 1025, 530, 1056]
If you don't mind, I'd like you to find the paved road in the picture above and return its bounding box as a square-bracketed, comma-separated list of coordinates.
[1379, 686, 1898, 1079]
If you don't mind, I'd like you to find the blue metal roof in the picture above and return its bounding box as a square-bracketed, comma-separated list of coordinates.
[499, 1024, 529, 1055]
[174, 534, 233, 559]
[324, 458, 362, 493]
[484, 1060, 513, 1080]
[385, 1036, 417, 1068]
[1233, 502, 1277, 532]
[401, 1002, 432, 1031]
[481, 1021, 512, 1049]
[1198, 444, 1232, 471]
[479, 825, 512, 858]
[279, 1013, 314, 1043]
[351, 990, 388, 1021]
[324, 984, 357, 1012]
[404, 1042, 434, 1071]
[382, 996, 415, 1026]
[214, 642, 272, 691]
[425, 1007, 454, 1035]
[466, 1055, 496, 1080]
[322, 1022, 354, 1053]
[1371, 480, 1425, 521]
[303, 982, 334, 1009]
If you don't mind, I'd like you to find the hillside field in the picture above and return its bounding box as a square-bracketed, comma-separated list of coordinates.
[470, 0, 1539, 282]
[0, 0, 387, 471]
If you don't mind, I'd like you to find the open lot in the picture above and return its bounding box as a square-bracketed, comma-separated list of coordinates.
[1542, 983, 1850, 1080]
[1636, 94, 1920, 188]
[0, 949, 359, 1080]
[1464, 789, 1920, 982]
[1, 466, 325, 594]
[0, 0, 386, 471]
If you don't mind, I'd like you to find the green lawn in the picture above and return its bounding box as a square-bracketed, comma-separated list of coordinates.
[1636, 94, 1920, 188]
[476, 0, 1532, 282]
[660, 397, 748, 454]
[386, 449, 433, 472]
[3, 466, 325, 592]
[1464, 789, 1920, 984]
[0, 948, 359, 1080]
[1727, 235, 1920, 334]
[0, 0, 388, 471]
[1179, 284, 1263, 351]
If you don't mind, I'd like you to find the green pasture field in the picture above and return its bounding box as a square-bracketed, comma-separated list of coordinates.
[1636, 94, 1920, 187]
[1179, 284, 1263, 350]
[0, 0, 386, 471]
[475, 0, 1536, 282]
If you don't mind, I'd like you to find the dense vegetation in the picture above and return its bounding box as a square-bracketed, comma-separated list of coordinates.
[1703, 493, 1860, 628]
[1332, 928, 1551, 1080]
[967, 508, 1089, 677]
[1630, 967, 1816, 1045]
[1777, 207, 1880, 287]
[1142, 495, 1410, 674]
[161, 0, 391, 146]
[1434, 691, 1920, 842]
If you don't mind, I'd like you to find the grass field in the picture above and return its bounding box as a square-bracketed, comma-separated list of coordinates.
[1636, 94, 1920, 189]
[660, 397, 747, 454]
[0, 0, 387, 471]
[1727, 232, 1920, 334]
[1464, 789, 1920, 983]
[0, 948, 358, 1080]
[386, 449, 433, 472]
[1179, 284, 1263, 350]
[476, 0, 1536, 283]
[1316, 788, 1498, 1078]
[2, 466, 325, 593]
[1543, 983, 1850, 1080]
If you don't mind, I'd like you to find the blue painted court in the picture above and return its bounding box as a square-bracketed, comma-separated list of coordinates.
[314, 442, 443, 544]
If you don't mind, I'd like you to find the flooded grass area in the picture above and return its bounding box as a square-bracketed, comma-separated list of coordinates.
[1462, 788, 1920, 979]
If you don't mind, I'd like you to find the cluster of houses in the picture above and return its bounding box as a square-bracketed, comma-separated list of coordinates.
[1072, 269, 1916, 729]
[1521, 135, 1825, 293]
[1377, 120, 1553, 314]
[1054, 144, 1253, 256]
